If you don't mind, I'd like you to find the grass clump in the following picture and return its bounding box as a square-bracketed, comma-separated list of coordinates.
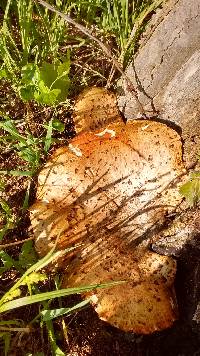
[0, 0, 164, 102]
[0, 0, 71, 106]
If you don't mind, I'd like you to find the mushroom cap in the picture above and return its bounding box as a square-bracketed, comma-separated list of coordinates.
[92, 280, 177, 334]
[30, 118, 185, 333]
[73, 87, 120, 133]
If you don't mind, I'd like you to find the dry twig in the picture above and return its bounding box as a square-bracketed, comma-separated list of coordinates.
[0, 236, 35, 250]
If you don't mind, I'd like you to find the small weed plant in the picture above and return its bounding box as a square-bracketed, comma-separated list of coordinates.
[0, 0, 164, 105]
[0, 0, 71, 106]
[0, 116, 65, 176]
[180, 171, 200, 206]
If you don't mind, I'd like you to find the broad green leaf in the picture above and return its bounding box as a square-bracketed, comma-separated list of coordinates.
[39, 62, 58, 88]
[39, 61, 70, 103]
[45, 318, 65, 356]
[20, 63, 40, 101]
[19, 85, 35, 101]
[180, 174, 200, 206]
[57, 55, 70, 77]
[50, 77, 70, 103]
[0, 68, 7, 79]
[18, 241, 38, 269]
[52, 119, 65, 132]
[21, 63, 39, 85]
[0, 251, 17, 274]
[20, 63, 39, 101]
[34, 84, 60, 105]
[19, 60, 70, 105]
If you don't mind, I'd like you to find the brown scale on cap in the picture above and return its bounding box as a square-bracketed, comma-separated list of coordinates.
[30, 87, 187, 334]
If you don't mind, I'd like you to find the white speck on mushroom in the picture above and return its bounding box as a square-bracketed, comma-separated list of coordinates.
[96, 128, 116, 137]
[68, 144, 83, 157]
[141, 124, 150, 131]
[41, 199, 50, 204]
[90, 294, 98, 305]
[170, 296, 176, 309]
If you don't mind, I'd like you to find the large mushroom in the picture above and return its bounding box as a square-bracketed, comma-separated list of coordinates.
[30, 88, 186, 334]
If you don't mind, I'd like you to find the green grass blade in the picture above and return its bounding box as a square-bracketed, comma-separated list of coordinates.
[0, 170, 34, 177]
[0, 281, 125, 313]
[41, 298, 91, 321]
[0, 199, 12, 218]
[45, 317, 65, 356]
[22, 180, 31, 211]
[0, 320, 22, 327]
[44, 118, 53, 153]
[0, 120, 27, 145]
[3, 0, 12, 21]
[0, 246, 81, 307]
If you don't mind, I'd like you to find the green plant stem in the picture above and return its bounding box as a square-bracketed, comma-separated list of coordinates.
[0, 236, 35, 250]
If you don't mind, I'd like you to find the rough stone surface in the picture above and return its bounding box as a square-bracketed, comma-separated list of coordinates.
[118, 0, 200, 165]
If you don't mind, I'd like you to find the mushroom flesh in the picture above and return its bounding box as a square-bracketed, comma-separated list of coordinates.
[30, 88, 186, 334]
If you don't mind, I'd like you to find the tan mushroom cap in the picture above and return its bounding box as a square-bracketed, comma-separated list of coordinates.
[30, 88, 186, 334]
[62, 244, 178, 334]
[73, 87, 120, 133]
[93, 281, 177, 334]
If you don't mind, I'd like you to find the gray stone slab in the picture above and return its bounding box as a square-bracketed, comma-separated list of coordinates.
[118, 0, 200, 164]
